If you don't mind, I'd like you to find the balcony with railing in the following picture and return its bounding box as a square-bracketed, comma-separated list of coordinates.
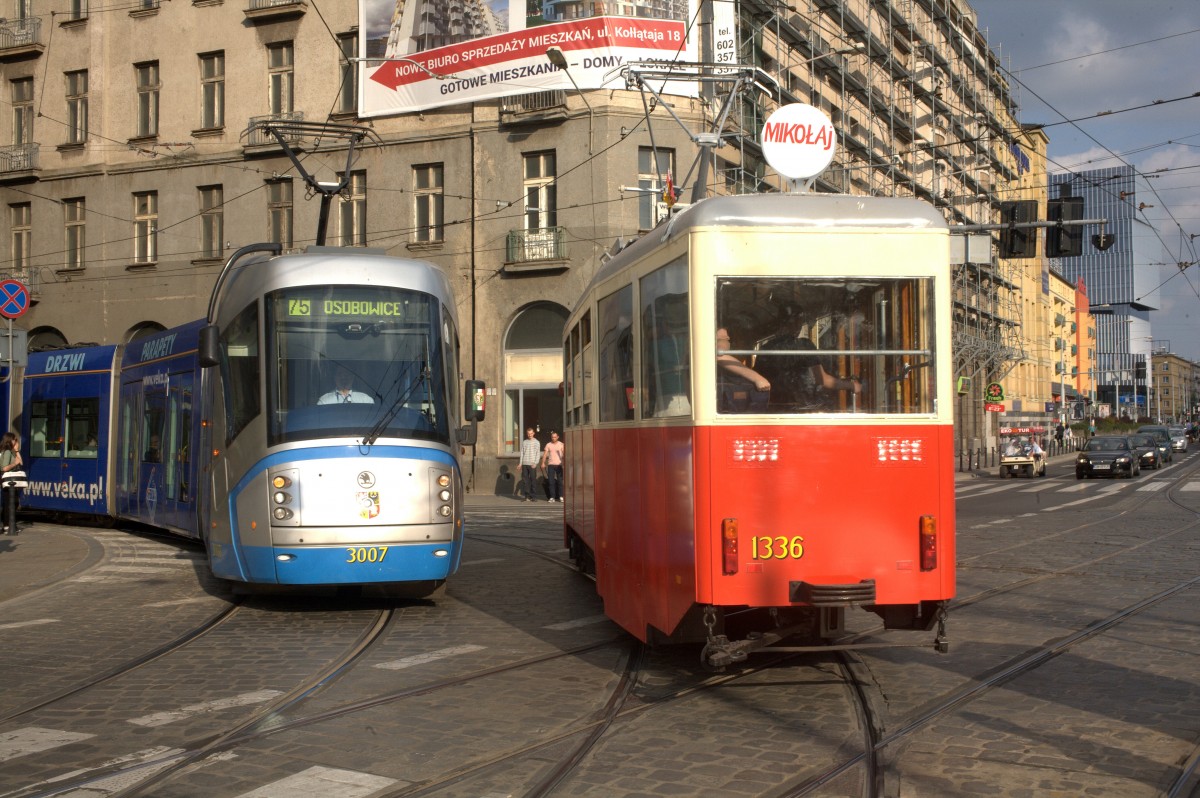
[245, 112, 305, 148]
[499, 91, 568, 125]
[505, 227, 567, 271]
[0, 17, 44, 60]
[0, 143, 38, 175]
[244, 0, 307, 21]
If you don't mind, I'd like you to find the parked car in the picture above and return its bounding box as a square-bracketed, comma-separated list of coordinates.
[1167, 426, 1189, 453]
[1127, 432, 1163, 471]
[1136, 426, 1174, 463]
[1076, 435, 1140, 479]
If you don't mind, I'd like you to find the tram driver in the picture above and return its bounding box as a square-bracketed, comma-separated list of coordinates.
[716, 328, 770, 413]
[755, 301, 860, 412]
[318, 366, 375, 405]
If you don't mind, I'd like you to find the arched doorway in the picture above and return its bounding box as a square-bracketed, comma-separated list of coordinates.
[502, 302, 567, 455]
[126, 322, 166, 343]
[27, 326, 68, 350]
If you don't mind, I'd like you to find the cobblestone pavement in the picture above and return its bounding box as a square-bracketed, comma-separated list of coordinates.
[0, 468, 1195, 797]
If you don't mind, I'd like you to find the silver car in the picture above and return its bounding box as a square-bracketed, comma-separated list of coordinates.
[1168, 426, 1189, 453]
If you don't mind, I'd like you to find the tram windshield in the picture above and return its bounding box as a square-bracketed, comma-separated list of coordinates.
[264, 285, 452, 446]
[716, 277, 936, 415]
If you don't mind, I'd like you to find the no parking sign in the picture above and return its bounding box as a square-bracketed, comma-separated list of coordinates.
[0, 279, 29, 320]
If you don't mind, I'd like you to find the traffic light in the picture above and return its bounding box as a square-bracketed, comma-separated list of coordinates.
[998, 200, 1038, 258]
[1046, 197, 1085, 257]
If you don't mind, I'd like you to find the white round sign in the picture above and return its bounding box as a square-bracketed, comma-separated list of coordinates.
[761, 104, 838, 180]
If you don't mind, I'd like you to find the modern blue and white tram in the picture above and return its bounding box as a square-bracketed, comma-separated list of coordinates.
[20, 245, 485, 595]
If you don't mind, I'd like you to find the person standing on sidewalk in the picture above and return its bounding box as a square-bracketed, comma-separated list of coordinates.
[0, 432, 24, 534]
[541, 431, 565, 502]
[518, 428, 542, 502]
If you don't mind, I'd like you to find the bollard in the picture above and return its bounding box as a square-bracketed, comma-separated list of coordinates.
[4, 484, 16, 535]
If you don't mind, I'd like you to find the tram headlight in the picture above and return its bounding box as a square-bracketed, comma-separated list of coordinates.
[273, 491, 292, 505]
[437, 505, 452, 517]
[439, 489, 451, 502]
[273, 507, 293, 520]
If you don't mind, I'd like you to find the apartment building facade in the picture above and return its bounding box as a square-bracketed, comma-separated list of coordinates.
[0, 0, 1052, 488]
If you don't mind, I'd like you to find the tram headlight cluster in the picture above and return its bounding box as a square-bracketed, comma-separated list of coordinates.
[272, 474, 294, 521]
[435, 472, 453, 519]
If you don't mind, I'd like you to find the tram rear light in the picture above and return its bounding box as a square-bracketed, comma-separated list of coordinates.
[721, 519, 738, 575]
[919, 515, 937, 571]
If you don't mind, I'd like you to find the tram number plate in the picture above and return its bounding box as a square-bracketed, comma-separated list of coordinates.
[346, 546, 389, 564]
[750, 536, 805, 560]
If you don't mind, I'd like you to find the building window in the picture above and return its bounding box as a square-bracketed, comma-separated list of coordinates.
[135, 62, 160, 138]
[413, 163, 443, 242]
[199, 185, 223, 259]
[337, 170, 366, 247]
[267, 42, 294, 115]
[11, 78, 33, 145]
[64, 198, 85, 270]
[10, 203, 30, 273]
[523, 151, 556, 230]
[638, 147, 675, 230]
[199, 52, 224, 130]
[267, 179, 292, 248]
[66, 70, 88, 144]
[337, 33, 356, 115]
[133, 191, 157, 264]
[69, 0, 86, 20]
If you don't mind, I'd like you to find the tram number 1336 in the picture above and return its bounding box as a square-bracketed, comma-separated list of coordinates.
[346, 546, 389, 564]
[750, 536, 805, 560]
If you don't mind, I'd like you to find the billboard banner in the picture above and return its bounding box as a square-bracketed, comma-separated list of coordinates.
[360, 0, 698, 116]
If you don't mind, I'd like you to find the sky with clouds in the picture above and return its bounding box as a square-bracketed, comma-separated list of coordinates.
[968, 0, 1200, 361]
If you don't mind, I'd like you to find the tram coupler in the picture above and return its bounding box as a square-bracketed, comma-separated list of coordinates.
[933, 607, 950, 653]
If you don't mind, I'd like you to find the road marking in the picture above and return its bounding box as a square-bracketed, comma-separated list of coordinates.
[1181, 482, 1200, 491]
[127, 690, 284, 727]
[1137, 482, 1169, 492]
[1058, 484, 1090, 492]
[460, 558, 504, 566]
[236, 765, 398, 797]
[544, 614, 609, 630]
[0, 618, 58, 630]
[374, 644, 485, 670]
[0, 727, 95, 762]
[36, 746, 186, 792]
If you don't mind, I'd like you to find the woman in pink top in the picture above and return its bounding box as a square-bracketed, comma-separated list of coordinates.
[541, 431, 565, 502]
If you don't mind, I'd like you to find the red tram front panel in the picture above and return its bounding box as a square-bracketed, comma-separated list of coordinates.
[695, 424, 955, 612]
[576, 422, 954, 642]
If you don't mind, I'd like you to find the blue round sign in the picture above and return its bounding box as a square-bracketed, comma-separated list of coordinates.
[0, 279, 28, 319]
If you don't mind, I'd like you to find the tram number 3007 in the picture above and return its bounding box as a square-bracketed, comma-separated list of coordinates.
[346, 546, 390, 564]
[750, 536, 805, 560]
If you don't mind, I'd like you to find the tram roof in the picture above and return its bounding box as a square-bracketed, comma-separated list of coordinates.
[584, 193, 947, 304]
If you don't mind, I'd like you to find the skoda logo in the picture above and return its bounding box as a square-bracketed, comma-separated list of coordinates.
[357, 471, 376, 489]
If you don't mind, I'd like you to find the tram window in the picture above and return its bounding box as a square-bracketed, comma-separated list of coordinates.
[66, 398, 100, 458]
[580, 310, 591, 425]
[597, 286, 634, 422]
[640, 258, 690, 418]
[716, 277, 935, 415]
[30, 400, 63, 457]
[221, 301, 261, 442]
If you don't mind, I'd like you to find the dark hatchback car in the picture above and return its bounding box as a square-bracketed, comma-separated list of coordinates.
[1076, 435, 1140, 479]
[1127, 432, 1164, 471]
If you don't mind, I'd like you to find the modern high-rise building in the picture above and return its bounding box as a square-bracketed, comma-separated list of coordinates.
[1050, 165, 1166, 416]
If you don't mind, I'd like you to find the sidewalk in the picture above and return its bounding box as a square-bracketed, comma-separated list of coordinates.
[0, 524, 102, 604]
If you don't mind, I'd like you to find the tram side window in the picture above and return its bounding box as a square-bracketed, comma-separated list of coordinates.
[640, 258, 690, 418]
[580, 310, 591, 425]
[221, 302, 261, 442]
[597, 286, 634, 422]
[30, 400, 63, 457]
[715, 277, 935, 415]
[66, 398, 100, 458]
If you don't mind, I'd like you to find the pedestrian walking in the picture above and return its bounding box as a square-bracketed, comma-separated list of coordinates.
[518, 428, 541, 502]
[541, 431, 565, 502]
[0, 431, 24, 534]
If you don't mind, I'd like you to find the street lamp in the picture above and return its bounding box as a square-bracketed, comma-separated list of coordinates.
[547, 47, 593, 154]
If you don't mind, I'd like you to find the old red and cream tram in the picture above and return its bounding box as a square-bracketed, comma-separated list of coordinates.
[561, 193, 955, 664]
